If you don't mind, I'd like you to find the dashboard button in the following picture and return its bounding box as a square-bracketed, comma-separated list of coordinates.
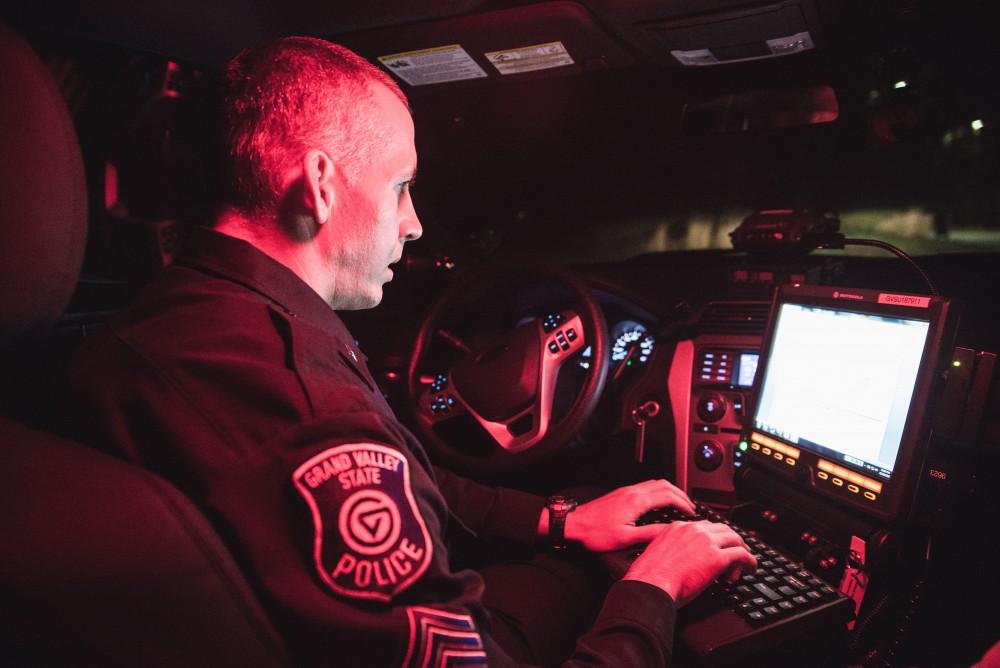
[694, 440, 724, 472]
[696, 392, 727, 422]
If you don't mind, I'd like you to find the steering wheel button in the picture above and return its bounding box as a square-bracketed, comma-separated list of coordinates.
[548, 341, 560, 353]
[558, 339, 570, 351]
[566, 328, 577, 341]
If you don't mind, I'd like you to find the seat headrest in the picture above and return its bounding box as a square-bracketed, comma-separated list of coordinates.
[0, 23, 87, 342]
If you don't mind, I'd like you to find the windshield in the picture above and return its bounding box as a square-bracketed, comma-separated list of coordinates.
[411, 43, 1000, 265]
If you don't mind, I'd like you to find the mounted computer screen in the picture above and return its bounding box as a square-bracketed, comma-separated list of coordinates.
[744, 285, 958, 522]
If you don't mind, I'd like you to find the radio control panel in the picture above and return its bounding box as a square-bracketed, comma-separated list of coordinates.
[672, 336, 761, 503]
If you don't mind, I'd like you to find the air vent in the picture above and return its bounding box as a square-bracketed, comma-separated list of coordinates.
[699, 301, 771, 335]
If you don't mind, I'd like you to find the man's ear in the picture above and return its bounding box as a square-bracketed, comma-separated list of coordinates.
[303, 149, 336, 225]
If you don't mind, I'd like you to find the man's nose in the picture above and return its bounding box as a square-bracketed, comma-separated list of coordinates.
[401, 207, 422, 242]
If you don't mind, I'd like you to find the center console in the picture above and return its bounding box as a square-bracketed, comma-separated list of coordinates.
[671, 301, 769, 502]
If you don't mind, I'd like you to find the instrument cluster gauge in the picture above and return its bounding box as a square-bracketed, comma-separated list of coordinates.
[611, 320, 654, 366]
[575, 320, 655, 371]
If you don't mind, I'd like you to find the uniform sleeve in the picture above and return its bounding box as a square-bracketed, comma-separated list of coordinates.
[271, 414, 495, 667]
[564, 580, 677, 667]
[433, 465, 546, 544]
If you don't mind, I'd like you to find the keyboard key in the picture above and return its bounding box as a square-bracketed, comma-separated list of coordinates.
[763, 575, 781, 585]
[772, 567, 788, 576]
[741, 574, 759, 584]
[738, 601, 756, 613]
[747, 611, 766, 625]
[806, 590, 823, 601]
[751, 596, 768, 607]
[807, 577, 824, 588]
[777, 600, 795, 611]
[760, 560, 775, 569]
[792, 595, 809, 605]
[762, 605, 781, 616]
[736, 585, 753, 596]
[777, 585, 797, 597]
[753, 583, 783, 601]
[785, 575, 809, 591]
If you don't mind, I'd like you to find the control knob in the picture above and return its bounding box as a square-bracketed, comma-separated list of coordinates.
[694, 440, 724, 472]
[697, 392, 727, 422]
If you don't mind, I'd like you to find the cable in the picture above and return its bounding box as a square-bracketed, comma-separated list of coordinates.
[816, 236, 940, 296]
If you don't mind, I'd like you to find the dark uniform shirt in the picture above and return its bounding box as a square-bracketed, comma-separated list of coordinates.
[67, 226, 677, 666]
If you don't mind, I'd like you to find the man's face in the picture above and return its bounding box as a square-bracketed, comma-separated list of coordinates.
[324, 83, 421, 310]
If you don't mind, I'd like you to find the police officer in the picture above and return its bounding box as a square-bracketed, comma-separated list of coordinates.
[68, 36, 756, 666]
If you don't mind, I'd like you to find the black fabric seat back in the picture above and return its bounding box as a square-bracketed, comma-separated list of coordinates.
[0, 22, 288, 666]
[2, 418, 288, 666]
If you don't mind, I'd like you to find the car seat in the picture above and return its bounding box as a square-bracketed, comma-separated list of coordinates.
[0, 22, 288, 666]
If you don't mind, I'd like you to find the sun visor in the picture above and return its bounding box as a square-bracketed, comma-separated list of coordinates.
[336, 1, 635, 88]
[586, 0, 832, 67]
[292, 0, 487, 34]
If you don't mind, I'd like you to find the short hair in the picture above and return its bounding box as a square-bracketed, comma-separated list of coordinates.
[220, 36, 407, 219]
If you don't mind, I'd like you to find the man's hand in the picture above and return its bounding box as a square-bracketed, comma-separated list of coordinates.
[623, 521, 757, 607]
[562, 479, 698, 552]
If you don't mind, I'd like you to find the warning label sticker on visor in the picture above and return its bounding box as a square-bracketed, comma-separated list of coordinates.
[485, 41, 575, 75]
[293, 443, 433, 602]
[379, 45, 488, 86]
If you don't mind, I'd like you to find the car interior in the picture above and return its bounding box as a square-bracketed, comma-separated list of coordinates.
[2, 0, 999, 666]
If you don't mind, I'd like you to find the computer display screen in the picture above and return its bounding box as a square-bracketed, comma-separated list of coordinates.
[753, 303, 930, 479]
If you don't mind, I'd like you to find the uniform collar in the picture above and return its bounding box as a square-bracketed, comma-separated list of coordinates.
[176, 225, 357, 347]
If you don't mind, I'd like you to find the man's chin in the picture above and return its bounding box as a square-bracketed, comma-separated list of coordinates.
[337, 289, 383, 311]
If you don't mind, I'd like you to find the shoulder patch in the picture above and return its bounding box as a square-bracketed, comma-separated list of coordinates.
[292, 443, 433, 602]
[403, 607, 488, 668]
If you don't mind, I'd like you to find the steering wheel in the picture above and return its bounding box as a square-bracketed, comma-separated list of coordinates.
[407, 261, 608, 474]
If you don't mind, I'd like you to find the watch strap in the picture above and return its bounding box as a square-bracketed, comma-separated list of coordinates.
[546, 495, 578, 549]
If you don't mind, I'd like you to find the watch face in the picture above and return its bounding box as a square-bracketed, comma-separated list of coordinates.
[547, 496, 577, 513]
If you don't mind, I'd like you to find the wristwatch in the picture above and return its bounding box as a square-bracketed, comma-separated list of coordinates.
[545, 495, 578, 549]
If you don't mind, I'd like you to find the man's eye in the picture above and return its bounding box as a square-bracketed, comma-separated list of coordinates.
[396, 179, 416, 197]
